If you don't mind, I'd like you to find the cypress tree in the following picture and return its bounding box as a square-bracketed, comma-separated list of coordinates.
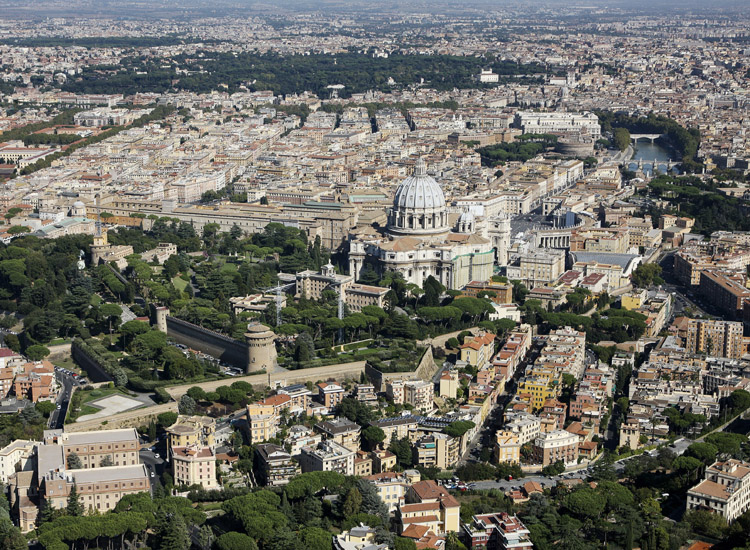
[66, 483, 83, 516]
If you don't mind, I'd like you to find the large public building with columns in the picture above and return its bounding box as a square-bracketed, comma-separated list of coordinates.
[348, 159, 500, 290]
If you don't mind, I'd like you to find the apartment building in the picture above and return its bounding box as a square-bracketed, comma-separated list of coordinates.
[246, 402, 279, 444]
[0, 368, 14, 399]
[285, 424, 323, 456]
[355, 451, 373, 476]
[635, 292, 673, 338]
[462, 512, 534, 550]
[517, 374, 562, 410]
[364, 471, 413, 512]
[541, 326, 586, 379]
[460, 332, 496, 369]
[370, 448, 398, 473]
[439, 371, 459, 399]
[276, 383, 313, 413]
[317, 381, 345, 409]
[502, 412, 542, 445]
[687, 459, 750, 523]
[572, 259, 633, 292]
[387, 380, 406, 404]
[699, 270, 750, 320]
[354, 383, 378, 405]
[43, 428, 140, 469]
[165, 415, 216, 452]
[674, 244, 750, 288]
[540, 398, 567, 431]
[0, 440, 35, 483]
[404, 380, 435, 412]
[413, 433, 460, 470]
[13, 362, 56, 402]
[531, 430, 579, 467]
[370, 417, 419, 445]
[299, 441, 355, 476]
[255, 443, 300, 486]
[493, 326, 532, 381]
[399, 480, 461, 535]
[172, 445, 217, 490]
[493, 430, 520, 464]
[569, 391, 600, 421]
[685, 319, 744, 360]
[622, 289, 647, 310]
[315, 417, 361, 452]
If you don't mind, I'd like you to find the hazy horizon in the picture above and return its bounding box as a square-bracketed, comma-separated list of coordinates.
[0, 0, 749, 19]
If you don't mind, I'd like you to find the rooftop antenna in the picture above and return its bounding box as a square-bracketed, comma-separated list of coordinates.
[337, 283, 344, 343]
[95, 194, 102, 236]
[276, 285, 283, 327]
[266, 281, 294, 326]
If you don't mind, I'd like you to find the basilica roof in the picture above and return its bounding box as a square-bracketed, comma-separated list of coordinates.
[445, 233, 490, 244]
[379, 236, 423, 251]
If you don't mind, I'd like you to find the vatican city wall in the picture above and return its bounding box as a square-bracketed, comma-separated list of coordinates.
[165, 315, 249, 369]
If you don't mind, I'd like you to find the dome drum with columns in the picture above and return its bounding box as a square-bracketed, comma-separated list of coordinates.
[386, 158, 450, 237]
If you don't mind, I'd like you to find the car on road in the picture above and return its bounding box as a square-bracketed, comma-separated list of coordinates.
[150, 472, 155, 478]
[154, 453, 160, 459]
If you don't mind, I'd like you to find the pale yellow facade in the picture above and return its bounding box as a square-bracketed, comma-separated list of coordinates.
[172, 445, 218, 490]
[247, 403, 279, 443]
[494, 429, 521, 464]
[166, 415, 216, 451]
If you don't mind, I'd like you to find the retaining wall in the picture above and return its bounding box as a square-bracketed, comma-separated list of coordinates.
[165, 316, 248, 369]
[71, 341, 113, 383]
[65, 402, 179, 432]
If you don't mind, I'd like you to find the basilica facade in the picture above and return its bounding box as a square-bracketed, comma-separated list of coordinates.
[348, 159, 504, 290]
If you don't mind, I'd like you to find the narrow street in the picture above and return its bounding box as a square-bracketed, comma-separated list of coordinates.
[48, 370, 78, 430]
[459, 339, 542, 464]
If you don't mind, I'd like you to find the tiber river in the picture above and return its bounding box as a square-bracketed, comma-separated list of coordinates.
[627, 141, 682, 175]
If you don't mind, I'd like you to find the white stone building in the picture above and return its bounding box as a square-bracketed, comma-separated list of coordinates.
[687, 459, 750, 523]
[348, 159, 494, 290]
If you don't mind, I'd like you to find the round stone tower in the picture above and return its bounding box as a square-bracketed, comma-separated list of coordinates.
[154, 306, 169, 333]
[245, 323, 277, 374]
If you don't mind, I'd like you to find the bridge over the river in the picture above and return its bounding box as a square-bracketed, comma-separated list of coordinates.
[630, 133, 664, 144]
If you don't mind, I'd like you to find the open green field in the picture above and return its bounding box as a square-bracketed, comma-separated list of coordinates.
[172, 275, 189, 292]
